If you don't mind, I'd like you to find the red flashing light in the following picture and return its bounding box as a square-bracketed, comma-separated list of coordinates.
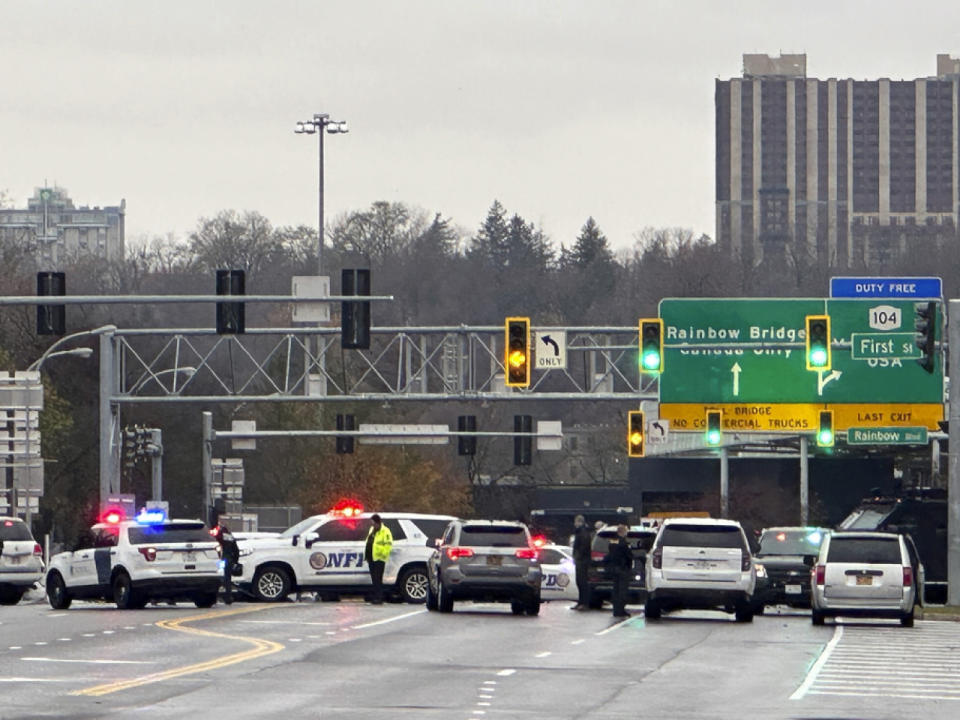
[445, 547, 475, 561]
[531, 535, 547, 548]
[3, 520, 12, 527]
[515, 548, 538, 560]
[330, 499, 364, 517]
[102, 510, 124, 524]
[776, 532, 787, 542]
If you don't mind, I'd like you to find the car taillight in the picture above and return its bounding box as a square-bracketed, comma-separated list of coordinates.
[741, 550, 752, 572]
[815, 565, 825, 585]
[652, 548, 662, 569]
[591, 551, 605, 561]
[515, 548, 538, 560]
[445, 547, 474, 560]
[33, 543, 42, 556]
[903, 566, 913, 587]
[138, 547, 157, 562]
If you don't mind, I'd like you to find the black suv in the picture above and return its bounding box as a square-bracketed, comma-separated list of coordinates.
[586, 526, 656, 609]
[753, 527, 827, 609]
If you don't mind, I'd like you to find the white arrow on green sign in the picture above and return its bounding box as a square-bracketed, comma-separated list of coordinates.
[846, 427, 928, 445]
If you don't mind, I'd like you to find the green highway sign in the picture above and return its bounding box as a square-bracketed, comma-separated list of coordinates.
[846, 427, 929, 445]
[658, 298, 942, 405]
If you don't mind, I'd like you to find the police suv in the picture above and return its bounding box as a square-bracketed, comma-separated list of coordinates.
[45, 511, 221, 609]
[236, 506, 455, 603]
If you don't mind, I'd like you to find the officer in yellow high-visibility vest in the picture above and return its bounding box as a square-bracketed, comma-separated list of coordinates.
[364, 514, 393, 604]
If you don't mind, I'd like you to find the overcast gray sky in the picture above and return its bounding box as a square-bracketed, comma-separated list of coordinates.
[3, 0, 960, 253]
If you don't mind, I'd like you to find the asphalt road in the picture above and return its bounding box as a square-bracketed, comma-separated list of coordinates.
[1, 594, 958, 720]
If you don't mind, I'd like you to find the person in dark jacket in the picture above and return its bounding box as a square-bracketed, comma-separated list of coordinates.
[214, 524, 240, 604]
[571, 514, 592, 610]
[605, 524, 633, 618]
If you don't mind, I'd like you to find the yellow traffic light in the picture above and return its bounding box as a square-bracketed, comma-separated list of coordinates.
[628, 411, 645, 457]
[505, 317, 531, 387]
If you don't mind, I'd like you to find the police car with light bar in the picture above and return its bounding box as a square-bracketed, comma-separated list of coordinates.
[236, 502, 455, 603]
[45, 510, 222, 609]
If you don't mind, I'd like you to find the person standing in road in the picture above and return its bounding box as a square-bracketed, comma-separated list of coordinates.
[571, 515, 592, 610]
[214, 524, 240, 605]
[605, 524, 633, 619]
[364, 514, 393, 604]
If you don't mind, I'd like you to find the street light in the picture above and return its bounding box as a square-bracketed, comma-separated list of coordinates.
[26, 347, 93, 372]
[295, 112, 348, 275]
[127, 367, 197, 395]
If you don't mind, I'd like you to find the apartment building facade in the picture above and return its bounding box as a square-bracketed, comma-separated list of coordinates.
[0, 186, 125, 267]
[716, 54, 960, 266]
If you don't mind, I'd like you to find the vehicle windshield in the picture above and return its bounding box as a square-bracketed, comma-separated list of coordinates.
[280, 516, 324, 539]
[460, 525, 528, 547]
[128, 523, 212, 545]
[0, 519, 33, 541]
[757, 529, 825, 556]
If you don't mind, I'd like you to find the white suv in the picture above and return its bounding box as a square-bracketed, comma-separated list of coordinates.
[45, 515, 221, 609]
[811, 531, 921, 627]
[0, 516, 44, 605]
[237, 510, 455, 603]
[644, 518, 757, 622]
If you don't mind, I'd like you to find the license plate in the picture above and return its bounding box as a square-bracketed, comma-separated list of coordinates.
[785, 584, 801, 594]
[856, 575, 873, 586]
[486, 555, 502, 566]
[184, 552, 196, 562]
[9, 556, 22, 565]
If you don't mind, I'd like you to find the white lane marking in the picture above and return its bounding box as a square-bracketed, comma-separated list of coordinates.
[9, 646, 22, 650]
[325, 631, 337, 635]
[123, 626, 137, 630]
[288, 638, 302, 642]
[571, 638, 585, 645]
[47, 614, 67, 618]
[496, 669, 516, 677]
[790, 625, 843, 700]
[241, 620, 332, 626]
[596, 618, 635, 636]
[534, 651, 551, 658]
[141, 623, 153, 627]
[82, 633, 96, 637]
[483, 680, 497, 685]
[472, 712, 486, 716]
[350, 609, 424, 630]
[33, 642, 48, 646]
[477, 702, 491, 707]
[22, 657, 156, 665]
[0, 677, 80, 683]
[808, 690, 960, 701]
[102, 630, 114, 635]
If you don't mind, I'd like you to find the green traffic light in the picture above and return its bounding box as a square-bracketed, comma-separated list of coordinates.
[706, 429, 721, 445]
[809, 347, 828, 367]
[818, 429, 833, 446]
[641, 351, 661, 371]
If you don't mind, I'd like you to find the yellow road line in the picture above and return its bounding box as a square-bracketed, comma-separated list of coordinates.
[73, 605, 285, 697]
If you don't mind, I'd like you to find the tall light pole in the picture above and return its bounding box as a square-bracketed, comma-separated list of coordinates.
[295, 113, 348, 275]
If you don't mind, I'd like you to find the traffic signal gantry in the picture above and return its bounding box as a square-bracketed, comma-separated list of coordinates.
[505, 317, 531, 387]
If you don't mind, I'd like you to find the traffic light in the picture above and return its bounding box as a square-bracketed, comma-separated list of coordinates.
[514, 414, 532, 466]
[336, 413, 355, 454]
[458, 415, 477, 456]
[341, 269, 371, 349]
[639, 318, 663, 374]
[628, 410, 645, 457]
[705, 410, 722, 446]
[817, 410, 834, 447]
[805, 315, 831, 371]
[505, 317, 531, 387]
[216, 269, 245, 334]
[914, 301, 936, 373]
[36, 271, 66, 335]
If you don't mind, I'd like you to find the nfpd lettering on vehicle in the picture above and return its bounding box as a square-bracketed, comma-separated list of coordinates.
[311, 551, 364, 574]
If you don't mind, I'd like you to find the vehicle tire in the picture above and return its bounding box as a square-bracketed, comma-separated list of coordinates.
[0, 586, 25, 605]
[46, 572, 72, 610]
[437, 582, 454, 613]
[398, 566, 429, 604]
[425, 579, 438, 611]
[644, 599, 661, 619]
[525, 597, 541, 616]
[901, 608, 915, 628]
[735, 608, 754, 623]
[113, 572, 142, 610]
[754, 603, 765, 616]
[510, 600, 525, 615]
[253, 566, 292, 602]
[194, 593, 218, 608]
[812, 610, 825, 626]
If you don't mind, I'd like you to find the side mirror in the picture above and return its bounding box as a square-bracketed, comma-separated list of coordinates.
[291, 534, 300, 547]
[303, 532, 319, 549]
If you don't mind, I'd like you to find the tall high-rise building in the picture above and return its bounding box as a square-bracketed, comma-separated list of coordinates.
[0, 186, 125, 267]
[716, 54, 960, 266]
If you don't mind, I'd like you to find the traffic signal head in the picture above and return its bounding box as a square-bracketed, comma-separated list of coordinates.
[805, 315, 831, 371]
[36, 271, 66, 335]
[505, 317, 531, 387]
[914, 301, 936, 374]
[215, 269, 246, 334]
[628, 411, 645, 457]
[639, 318, 664, 374]
[817, 410, 834, 447]
[705, 410, 722, 446]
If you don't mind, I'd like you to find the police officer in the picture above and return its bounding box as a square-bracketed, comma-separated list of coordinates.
[214, 524, 239, 605]
[605, 524, 633, 619]
[571, 515, 592, 610]
[364, 514, 393, 604]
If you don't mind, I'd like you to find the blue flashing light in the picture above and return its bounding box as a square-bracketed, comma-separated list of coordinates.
[806, 530, 823, 545]
[135, 509, 167, 524]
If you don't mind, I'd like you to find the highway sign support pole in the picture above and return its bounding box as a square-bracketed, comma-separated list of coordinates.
[948, 300, 960, 606]
[202, 411, 213, 526]
[799, 435, 809, 526]
[720, 447, 729, 519]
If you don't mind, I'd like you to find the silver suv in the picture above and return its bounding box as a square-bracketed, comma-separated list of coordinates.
[811, 530, 922, 627]
[644, 518, 757, 622]
[426, 520, 542, 615]
[0, 517, 44, 605]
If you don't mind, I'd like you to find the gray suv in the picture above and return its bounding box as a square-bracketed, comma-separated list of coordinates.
[426, 520, 542, 615]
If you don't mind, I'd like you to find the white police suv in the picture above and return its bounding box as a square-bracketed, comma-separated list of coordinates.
[45, 510, 221, 609]
[236, 504, 455, 603]
[1, 516, 44, 605]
